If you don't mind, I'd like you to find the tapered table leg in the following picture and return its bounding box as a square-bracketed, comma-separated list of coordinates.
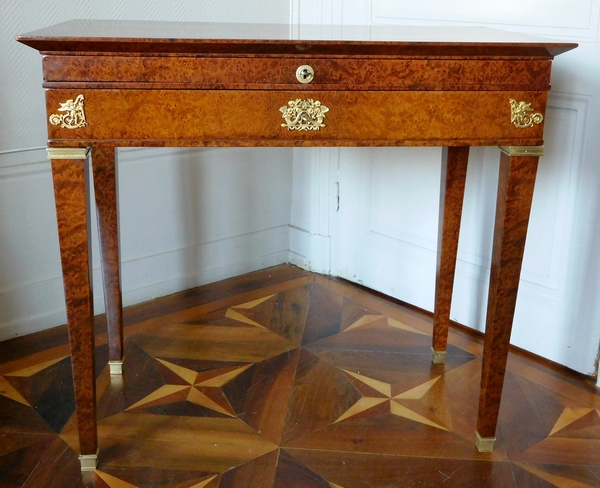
[48, 147, 98, 471]
[475, 145, 542, 452]
[92, 146, 124, 376]
[432, 146, 469, 364]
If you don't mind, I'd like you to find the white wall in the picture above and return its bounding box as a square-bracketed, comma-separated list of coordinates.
[0, 1, 291, 340]
[290, 0, 600, 376]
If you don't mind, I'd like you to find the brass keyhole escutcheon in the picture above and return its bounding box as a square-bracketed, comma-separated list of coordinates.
[296, 65, 315, 84]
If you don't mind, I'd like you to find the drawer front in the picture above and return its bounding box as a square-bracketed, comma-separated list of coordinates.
[43, 56, 552, 91]
[46, 89, 547, 146]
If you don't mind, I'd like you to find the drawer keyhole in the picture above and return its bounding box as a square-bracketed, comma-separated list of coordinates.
[296, 65, 315, 84]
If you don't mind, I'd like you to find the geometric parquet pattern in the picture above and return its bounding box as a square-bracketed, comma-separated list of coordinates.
[1, 265, 600, 487]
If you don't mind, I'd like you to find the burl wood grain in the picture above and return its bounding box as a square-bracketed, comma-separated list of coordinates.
[46, 89, 547, 147]
[50, 156, 97, 455]
[432, 147, 469, 353]
[92, 146, 123, 364]
[42, 56, 552, 91]
[477, 151, 540, 439]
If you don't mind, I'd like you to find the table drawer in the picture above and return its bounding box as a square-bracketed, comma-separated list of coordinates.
[42, 56, 552, 91]
[46, 89, 547, 146]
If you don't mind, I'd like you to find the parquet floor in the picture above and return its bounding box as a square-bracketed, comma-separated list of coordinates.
[1, 265, 600, 487]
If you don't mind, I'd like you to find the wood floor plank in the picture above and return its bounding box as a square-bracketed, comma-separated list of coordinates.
[283, 448, 518, 487]
[21, 437, 90, 488]
[273, 449, 333, 488]
[302, 283, 346, 346]
[0, 395, 57, 435]
[97, 414, 278, 475]
[281, 348, 362, 446]
[0, 433, 59, 486]
[515, 462, 600, 487]
[130, 330, 295, 363]
[507, 355, 600, 409]
[218, 449, 279, 487]
[512, 437, 600, 466]
[240, 348, 300, 445]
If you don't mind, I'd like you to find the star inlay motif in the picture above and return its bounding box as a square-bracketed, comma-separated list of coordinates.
[126, 358, 253, 416]
[224, 294, 275, 329]
[336, 370, 449, 431]
[548, 407, 600, 436]
[343, 314, 429, 336]
[95, 470, 219, 488]
[0, 356, 69, 406]
[0, 375, 30, 406]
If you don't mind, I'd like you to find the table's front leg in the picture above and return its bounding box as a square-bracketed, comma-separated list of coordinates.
[432, 146, 469, 364]
[48, 147, 98, 471]
[92, 146, 124, 376]
[476, 146, 541, 452]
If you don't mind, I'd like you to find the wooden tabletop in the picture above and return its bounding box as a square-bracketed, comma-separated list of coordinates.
[17, 20, 577, 57]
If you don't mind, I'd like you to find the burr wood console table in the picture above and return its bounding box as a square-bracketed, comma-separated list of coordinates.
[17, 20, 576, 470]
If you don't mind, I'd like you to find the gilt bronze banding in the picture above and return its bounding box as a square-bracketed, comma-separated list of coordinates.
[46, 147, 90, 160]
[499, 145, 544, 157]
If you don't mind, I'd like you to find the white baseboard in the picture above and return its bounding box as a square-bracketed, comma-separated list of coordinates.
[288, 226, 331, 274]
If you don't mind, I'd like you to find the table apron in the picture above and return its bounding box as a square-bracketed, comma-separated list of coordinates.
[45, 89, 547, 146]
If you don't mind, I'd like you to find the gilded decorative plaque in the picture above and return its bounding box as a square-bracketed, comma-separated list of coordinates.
[280, 99, 329, 131]
[49, 94, 87, 129]
[510, 99, 543, 129]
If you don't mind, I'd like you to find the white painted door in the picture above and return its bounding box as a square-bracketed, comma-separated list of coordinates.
[291, 0, 600, 375]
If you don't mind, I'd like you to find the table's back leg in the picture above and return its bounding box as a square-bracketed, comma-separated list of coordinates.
[92, 145, 124, 376]
[48, 147, 98, 471]
[432, 146, 469, 364]
[476, 146, 541, 452]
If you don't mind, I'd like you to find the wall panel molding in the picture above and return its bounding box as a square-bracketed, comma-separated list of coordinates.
[519, 92, 590, 293]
